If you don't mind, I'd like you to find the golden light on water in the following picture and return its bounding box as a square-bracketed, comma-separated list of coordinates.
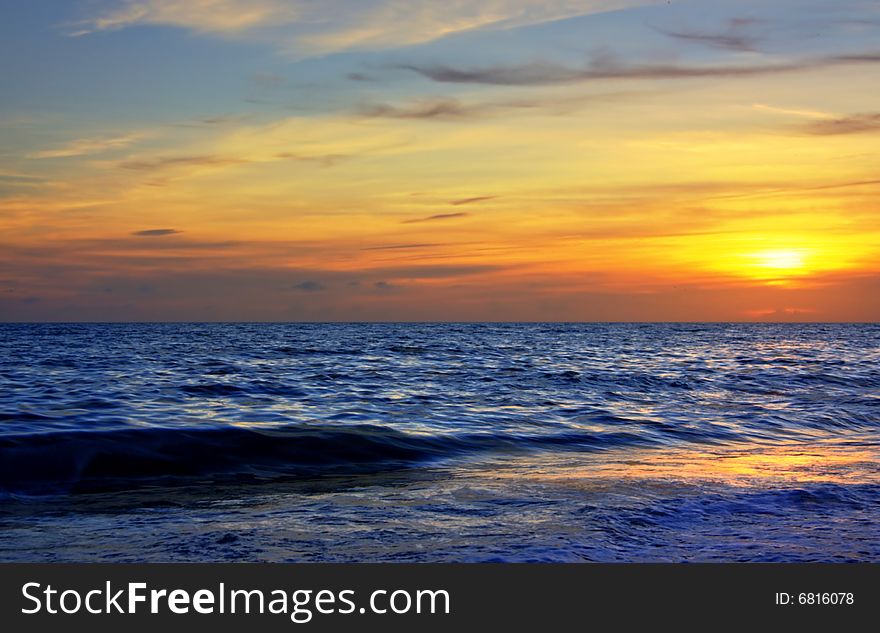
[498, 443, 880, 488]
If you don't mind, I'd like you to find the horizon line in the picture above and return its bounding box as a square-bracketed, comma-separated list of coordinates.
[1, 320, 876, 325]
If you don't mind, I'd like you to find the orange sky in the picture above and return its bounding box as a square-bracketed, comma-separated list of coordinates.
[1, 0, 879, 321]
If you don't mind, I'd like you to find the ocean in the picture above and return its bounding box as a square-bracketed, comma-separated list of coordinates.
[0, 323, 878, 562]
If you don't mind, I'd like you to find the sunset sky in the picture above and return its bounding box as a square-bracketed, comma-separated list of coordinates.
[1, 0, 879, 321]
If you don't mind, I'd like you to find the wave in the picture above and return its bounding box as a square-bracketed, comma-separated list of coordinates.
[0, 423, 648, 495]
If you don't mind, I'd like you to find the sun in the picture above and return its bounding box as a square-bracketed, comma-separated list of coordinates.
[719, 247, 817, 284]
[707, 240, 859, 285]
[752, 248, 808, 271]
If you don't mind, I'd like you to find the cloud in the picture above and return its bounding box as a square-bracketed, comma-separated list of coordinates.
[0, 170, 45, 181]
[70, 0, 282, 36]
[358, 98, 481, 120]
[657, 18, 763, 52]
[0, 172, 46, 191]
[118, 150, 348, 179]
[132, 228, 182, 236]
[173, 114, 251, 128]
[402, 212, 470, 224]
[450, 195, 495, 206]
[119, 154, 247, 171]
[743, 307, 817, 319]
[751, 103, 833, 119]
[377, 264, 501, 279]
[362, 243, 445, 251]
[71, 0, 663, 57]
[799, 112, 880, 135]
[803, 178, 880, 192]
[293, 280, 326, 291]
[401, 50, 880, 86]
[4, 257, 876, 322]
[356, 90, 634, 122]
[27, 133, 145, 159]
[272, 152, 349, 167]
[251, 71, 287, 89]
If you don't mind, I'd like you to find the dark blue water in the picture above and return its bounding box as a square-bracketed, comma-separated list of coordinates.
[1, 323, 878, 561]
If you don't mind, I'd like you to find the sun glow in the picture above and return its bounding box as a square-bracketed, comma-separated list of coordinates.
[752, 248, 809, 271]
[727, 247, 816, 286]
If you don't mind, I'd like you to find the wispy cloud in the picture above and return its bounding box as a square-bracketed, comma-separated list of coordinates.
[0, 171, 46, 185]
[751, 103, 834, 119]
[293, 280, 326, 291]
[69, 0, 283, 36]
[657, 18, 763, 52]
[450, 195, 495, 206]
[71, 0, 662, 57]
[119, 154, 246, 171]
[376, 264, 501, 279]
[272, 152, 349, 166]
[358, 98, 483, 120]
[172, 114, 252, 128]
[132, 228, 182, 236]
[402, 212, 470, 224]
[362, 243, 445, 251]
[401, 50, 880, 86]
[119, 150, 348, 177]
[799, 112, 880, 135]
[27, 133, 146, 159]
[357, 91, 635, 122]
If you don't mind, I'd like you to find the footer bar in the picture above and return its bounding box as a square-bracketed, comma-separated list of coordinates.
[0, 563, 875, 631]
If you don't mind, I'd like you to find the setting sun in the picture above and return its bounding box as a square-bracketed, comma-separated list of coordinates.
[752, 249, 809, 271]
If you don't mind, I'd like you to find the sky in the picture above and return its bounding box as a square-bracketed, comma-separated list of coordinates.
[1, 0, 879, 321]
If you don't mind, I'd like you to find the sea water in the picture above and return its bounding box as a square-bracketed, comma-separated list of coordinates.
[0, 323, 877, 561]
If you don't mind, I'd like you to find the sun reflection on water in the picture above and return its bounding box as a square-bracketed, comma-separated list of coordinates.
[493, 442, 880, 488]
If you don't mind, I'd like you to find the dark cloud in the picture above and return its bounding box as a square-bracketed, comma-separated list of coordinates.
[346, 72, 374, 81]
[0, 174, 45, 183]
[657, 18, 762, 52]
[293, 280, 326, 292]
[173, 114, 250, 128]
[199, 116, 237, 125]
[399, 50, 880, 86]
[358, 98, 481, 120]
[3, 264, 877, 322]
[803, 178, 880, 192]
[362, 243, 444, 251]
[167, 113, 253, 130]
[120, 155, 246, 171]
[273, 152, 349, 167]
[132, 229, 182, 237]
[120, 151, 346, 174]
[358, 90, 641, 122]
[251, 72, 287, 89]
[450, 196, 495, 206]
[799, 112, 880, 135]
[378, 265, 500, 279]
[402, 212, 470, 224]
[659, 31, 756, 51]
[833, 52, 880, 63]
